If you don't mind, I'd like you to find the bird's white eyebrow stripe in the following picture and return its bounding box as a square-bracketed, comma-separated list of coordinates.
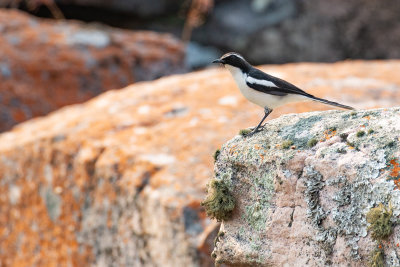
[222, 52, 244, 60]
[246, 76, 278, 88]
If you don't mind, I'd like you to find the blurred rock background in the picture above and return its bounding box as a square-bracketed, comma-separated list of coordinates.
[2, 0, 400, 65]
[0, 0, 399, 266]
[0, 0, 400, 131]
[0, 9, 185, 132]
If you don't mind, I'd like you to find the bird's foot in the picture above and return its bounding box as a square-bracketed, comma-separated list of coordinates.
[240, 125, 265, 137]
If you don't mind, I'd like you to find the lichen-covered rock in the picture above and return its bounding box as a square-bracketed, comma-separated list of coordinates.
[0, 9, 185, 132]
[211, 107, 400, 266]
[0, 60, 399, 266]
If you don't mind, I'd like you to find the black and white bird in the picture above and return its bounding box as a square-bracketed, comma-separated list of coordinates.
[212, 52, 354, 136]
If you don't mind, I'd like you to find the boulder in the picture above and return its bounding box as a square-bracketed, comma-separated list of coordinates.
[6, 1, 400, 64]
[209, 107, 400, 266]
[0, 9, 185, 132]
[0, 60, 399, 266]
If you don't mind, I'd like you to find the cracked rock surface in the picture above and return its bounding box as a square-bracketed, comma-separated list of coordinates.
[212, 107, 400, 266]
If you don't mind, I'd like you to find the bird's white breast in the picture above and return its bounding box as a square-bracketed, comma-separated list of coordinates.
[225, 65, 306, 109]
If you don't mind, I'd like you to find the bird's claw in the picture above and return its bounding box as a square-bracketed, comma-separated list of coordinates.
[243, 125, 265, 137]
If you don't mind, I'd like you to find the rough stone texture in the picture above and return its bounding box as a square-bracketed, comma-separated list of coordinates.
[0, 9, 185, 132]
[194, 0, 400, 64]
[0, 60, 399, 266]
[212, 108, 400, 266]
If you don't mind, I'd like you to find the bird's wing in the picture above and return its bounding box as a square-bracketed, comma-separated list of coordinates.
[246, 68, 354, 110]
[246, 68, 313, 97]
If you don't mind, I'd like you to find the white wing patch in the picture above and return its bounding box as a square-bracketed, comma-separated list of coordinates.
[246, 76, 278, 88]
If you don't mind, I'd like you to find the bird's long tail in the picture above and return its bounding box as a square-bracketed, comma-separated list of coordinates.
[310, 96, 354, 110]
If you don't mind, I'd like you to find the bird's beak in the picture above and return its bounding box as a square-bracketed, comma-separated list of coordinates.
[212, 59, 224, 64]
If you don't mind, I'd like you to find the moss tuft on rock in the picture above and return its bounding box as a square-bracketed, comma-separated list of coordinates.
[369, 247, 385, 267]
[213, 149, 221, 162]
[282, 140, 294, 149]
[307, 138, 318, 148]
[366, 203, 393, 241]
[339, 132, 349, 141]
[239, 129, 252, 136]
[387, 141, 396, 148]
[357, 130, 366, 137]
[201, 179, 235, 221]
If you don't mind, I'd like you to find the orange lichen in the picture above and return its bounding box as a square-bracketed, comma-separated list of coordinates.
[394, 180, 400, 190]
[323, 129, 337, 140]
[12, 109, 27, 122]
[229, 144, 239, 156]
[254, 144, 261, 150]
[388, 159, 400, 189]
[389, 159, 400, 178]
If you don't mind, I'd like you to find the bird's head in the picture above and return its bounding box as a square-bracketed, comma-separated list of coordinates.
[212, 52, 250, 72]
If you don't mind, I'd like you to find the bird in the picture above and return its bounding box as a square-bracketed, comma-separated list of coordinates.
[212, 52, 354, 136]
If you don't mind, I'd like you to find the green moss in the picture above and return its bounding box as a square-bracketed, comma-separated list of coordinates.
[347, 141, 355, 148]
[369, 247, 385, 267]
[307, 138, 318, 148]
[357, 131, 366, 137]
[368, 129, 375, 135]
[366, 203, 393, 241]
[282, 140, 294, 149]
[387, 141, 396, 148]
[213, 149, 221, 162]
[239, 129, 251, 136]
[340, 133, 349, 141]
[201, 179, 235, 221]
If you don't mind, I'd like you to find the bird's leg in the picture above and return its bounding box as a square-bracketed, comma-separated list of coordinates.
[245, 107, 272, 136]
[253, 107, 272, 132]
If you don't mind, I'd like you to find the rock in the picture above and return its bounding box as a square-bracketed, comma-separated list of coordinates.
[7, 1, 400, 64]
[0, 60, 399, 266]
[209, 107, 400, 266]
[0, 9, 186, 132]
[193, 0, 400, 64]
